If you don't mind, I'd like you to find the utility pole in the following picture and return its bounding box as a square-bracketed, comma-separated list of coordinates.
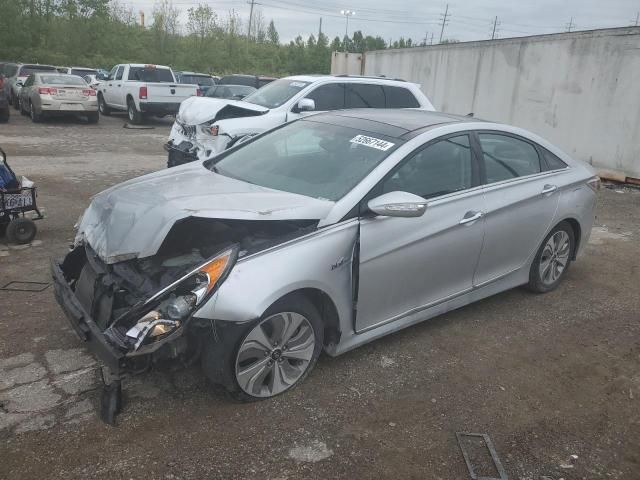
[565, 17, 575, 32]
[633, 12, 639, 26]
[247, 0, 255, 41]
[439, 4, 450, 43]
[423, 30, 428, 46]
[319, 17, 322, 37]
[430, 32, 434, 44]
[491, 16, 499, 40]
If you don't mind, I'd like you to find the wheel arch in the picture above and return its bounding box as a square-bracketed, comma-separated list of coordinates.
[557, 217, 581, 260]
[264, 288, 342, 349]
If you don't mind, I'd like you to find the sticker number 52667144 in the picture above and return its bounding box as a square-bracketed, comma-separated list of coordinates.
[350, 135, 395, 151]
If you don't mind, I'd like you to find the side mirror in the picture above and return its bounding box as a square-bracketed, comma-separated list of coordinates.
[367, 191, 427, 218]
[15, 80, 24, 87]
[294, 98, 315, 113]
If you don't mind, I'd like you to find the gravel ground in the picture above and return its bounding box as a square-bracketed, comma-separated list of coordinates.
[0, 111, 639, 480]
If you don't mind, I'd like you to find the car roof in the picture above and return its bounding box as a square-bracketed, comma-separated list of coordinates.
[180, 71, 210, 76]
[305, 109, 486, 140]
[285, 74, 415, 86]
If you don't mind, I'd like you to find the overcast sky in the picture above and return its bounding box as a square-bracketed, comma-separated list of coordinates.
[124, 0, 640, 44]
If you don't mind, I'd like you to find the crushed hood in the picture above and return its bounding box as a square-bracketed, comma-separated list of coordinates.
[77, 162, 334, 264]
[178, 97, 269, 126]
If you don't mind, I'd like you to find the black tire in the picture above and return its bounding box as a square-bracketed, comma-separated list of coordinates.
[127, 98, 143, 125]
[87, 112, 99, 124]
[29, 101, 42, 123]
[19, 97, 27, 115]
[527, 221, 575, 293]
[6, 218, 37, 244]
[0, 107, 8, 123]
[98, 94, 111, 115]
[11, 92, 20, 110]
[201, 294, 324, 402]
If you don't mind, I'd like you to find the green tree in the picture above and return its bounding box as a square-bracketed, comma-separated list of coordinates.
[267, 19, 279, 45]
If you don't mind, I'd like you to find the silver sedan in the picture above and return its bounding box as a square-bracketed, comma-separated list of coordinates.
[52, 109, 598, 421]
[19, 73, 98, 123]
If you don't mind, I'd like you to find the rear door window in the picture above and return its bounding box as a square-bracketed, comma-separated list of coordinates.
[478, 133, 542, 183]
[540, 147, 568, 171]
[305, 83, 345, 111]
[384, 86, 420, 108]
[346, 83, 386, 108]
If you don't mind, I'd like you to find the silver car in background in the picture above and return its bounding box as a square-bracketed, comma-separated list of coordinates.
[52, 109, 598, 422]
[19, 73, 98, 123]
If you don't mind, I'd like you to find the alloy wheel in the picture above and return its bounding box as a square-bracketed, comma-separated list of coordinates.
[235, 312, 316, 397]
[539, 230, 570, 285]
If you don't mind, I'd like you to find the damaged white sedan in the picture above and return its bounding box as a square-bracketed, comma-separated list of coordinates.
[53, 109, 598, 423]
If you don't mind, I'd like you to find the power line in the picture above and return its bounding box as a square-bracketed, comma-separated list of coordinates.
[439, 3, 450, 43]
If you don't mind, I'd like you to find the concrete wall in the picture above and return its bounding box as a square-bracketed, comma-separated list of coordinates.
[351, 28, 640, 179]
[331, 51, 364, 76]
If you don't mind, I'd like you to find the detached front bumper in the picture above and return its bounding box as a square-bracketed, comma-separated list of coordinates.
[51, 257, 124, 374]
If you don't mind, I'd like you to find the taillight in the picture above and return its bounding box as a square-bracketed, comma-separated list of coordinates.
[196, 88, 203, 97]
[83, 89, 96, 96]
[39, 87, 58, 95]
[587, 176, 601, 192]
[139, 86, 148, 99]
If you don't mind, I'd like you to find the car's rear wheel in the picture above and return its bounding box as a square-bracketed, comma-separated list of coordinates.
[98, 94, 111, 115]
[202, 295, 323, 401]
[127, 98, 143, 125]
[527, 221, 575, 293]
[29, 101, 42, 123]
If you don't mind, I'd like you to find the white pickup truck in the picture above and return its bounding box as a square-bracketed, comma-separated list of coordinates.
[97, 64, 200, 124]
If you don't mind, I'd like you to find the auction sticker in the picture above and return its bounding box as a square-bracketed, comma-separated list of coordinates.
[350, 135, 395, 151]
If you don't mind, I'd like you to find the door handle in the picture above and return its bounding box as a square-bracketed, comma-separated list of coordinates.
[542, 184, 557, 195]
[459, 211, 484, 225]
[108, 83, 112, 86]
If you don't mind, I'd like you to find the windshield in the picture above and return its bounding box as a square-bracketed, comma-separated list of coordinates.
[40, 75, 86, 85]
[128, 67, 174, 82]
[181, 75, 214, 86]
[243, 79, 310, 109]
[208, 120, 402, 201]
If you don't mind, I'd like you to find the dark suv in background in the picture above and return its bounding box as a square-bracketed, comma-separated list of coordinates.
[218, 74, 276, 89]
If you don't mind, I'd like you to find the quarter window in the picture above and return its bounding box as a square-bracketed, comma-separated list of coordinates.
[478, 133, 541, 183]
[540, 147, 568, 171]
[346, 84, 385, 108]
[305, 83, 345, 111]
[384, 86, 420, 108]
[381, 135, 474, 199]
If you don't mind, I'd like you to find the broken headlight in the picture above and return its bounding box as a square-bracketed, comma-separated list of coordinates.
[124, 247, 237, 350]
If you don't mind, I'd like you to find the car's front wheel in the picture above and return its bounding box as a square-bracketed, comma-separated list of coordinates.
[202, 294, 323, 401]
[527, 221, 575, 293]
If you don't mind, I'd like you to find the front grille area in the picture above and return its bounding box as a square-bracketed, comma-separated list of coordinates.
[179, 122, 197, 138]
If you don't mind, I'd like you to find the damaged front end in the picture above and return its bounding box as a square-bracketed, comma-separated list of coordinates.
[52, 216, 316, 424]
[166, 99, 269, 167]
